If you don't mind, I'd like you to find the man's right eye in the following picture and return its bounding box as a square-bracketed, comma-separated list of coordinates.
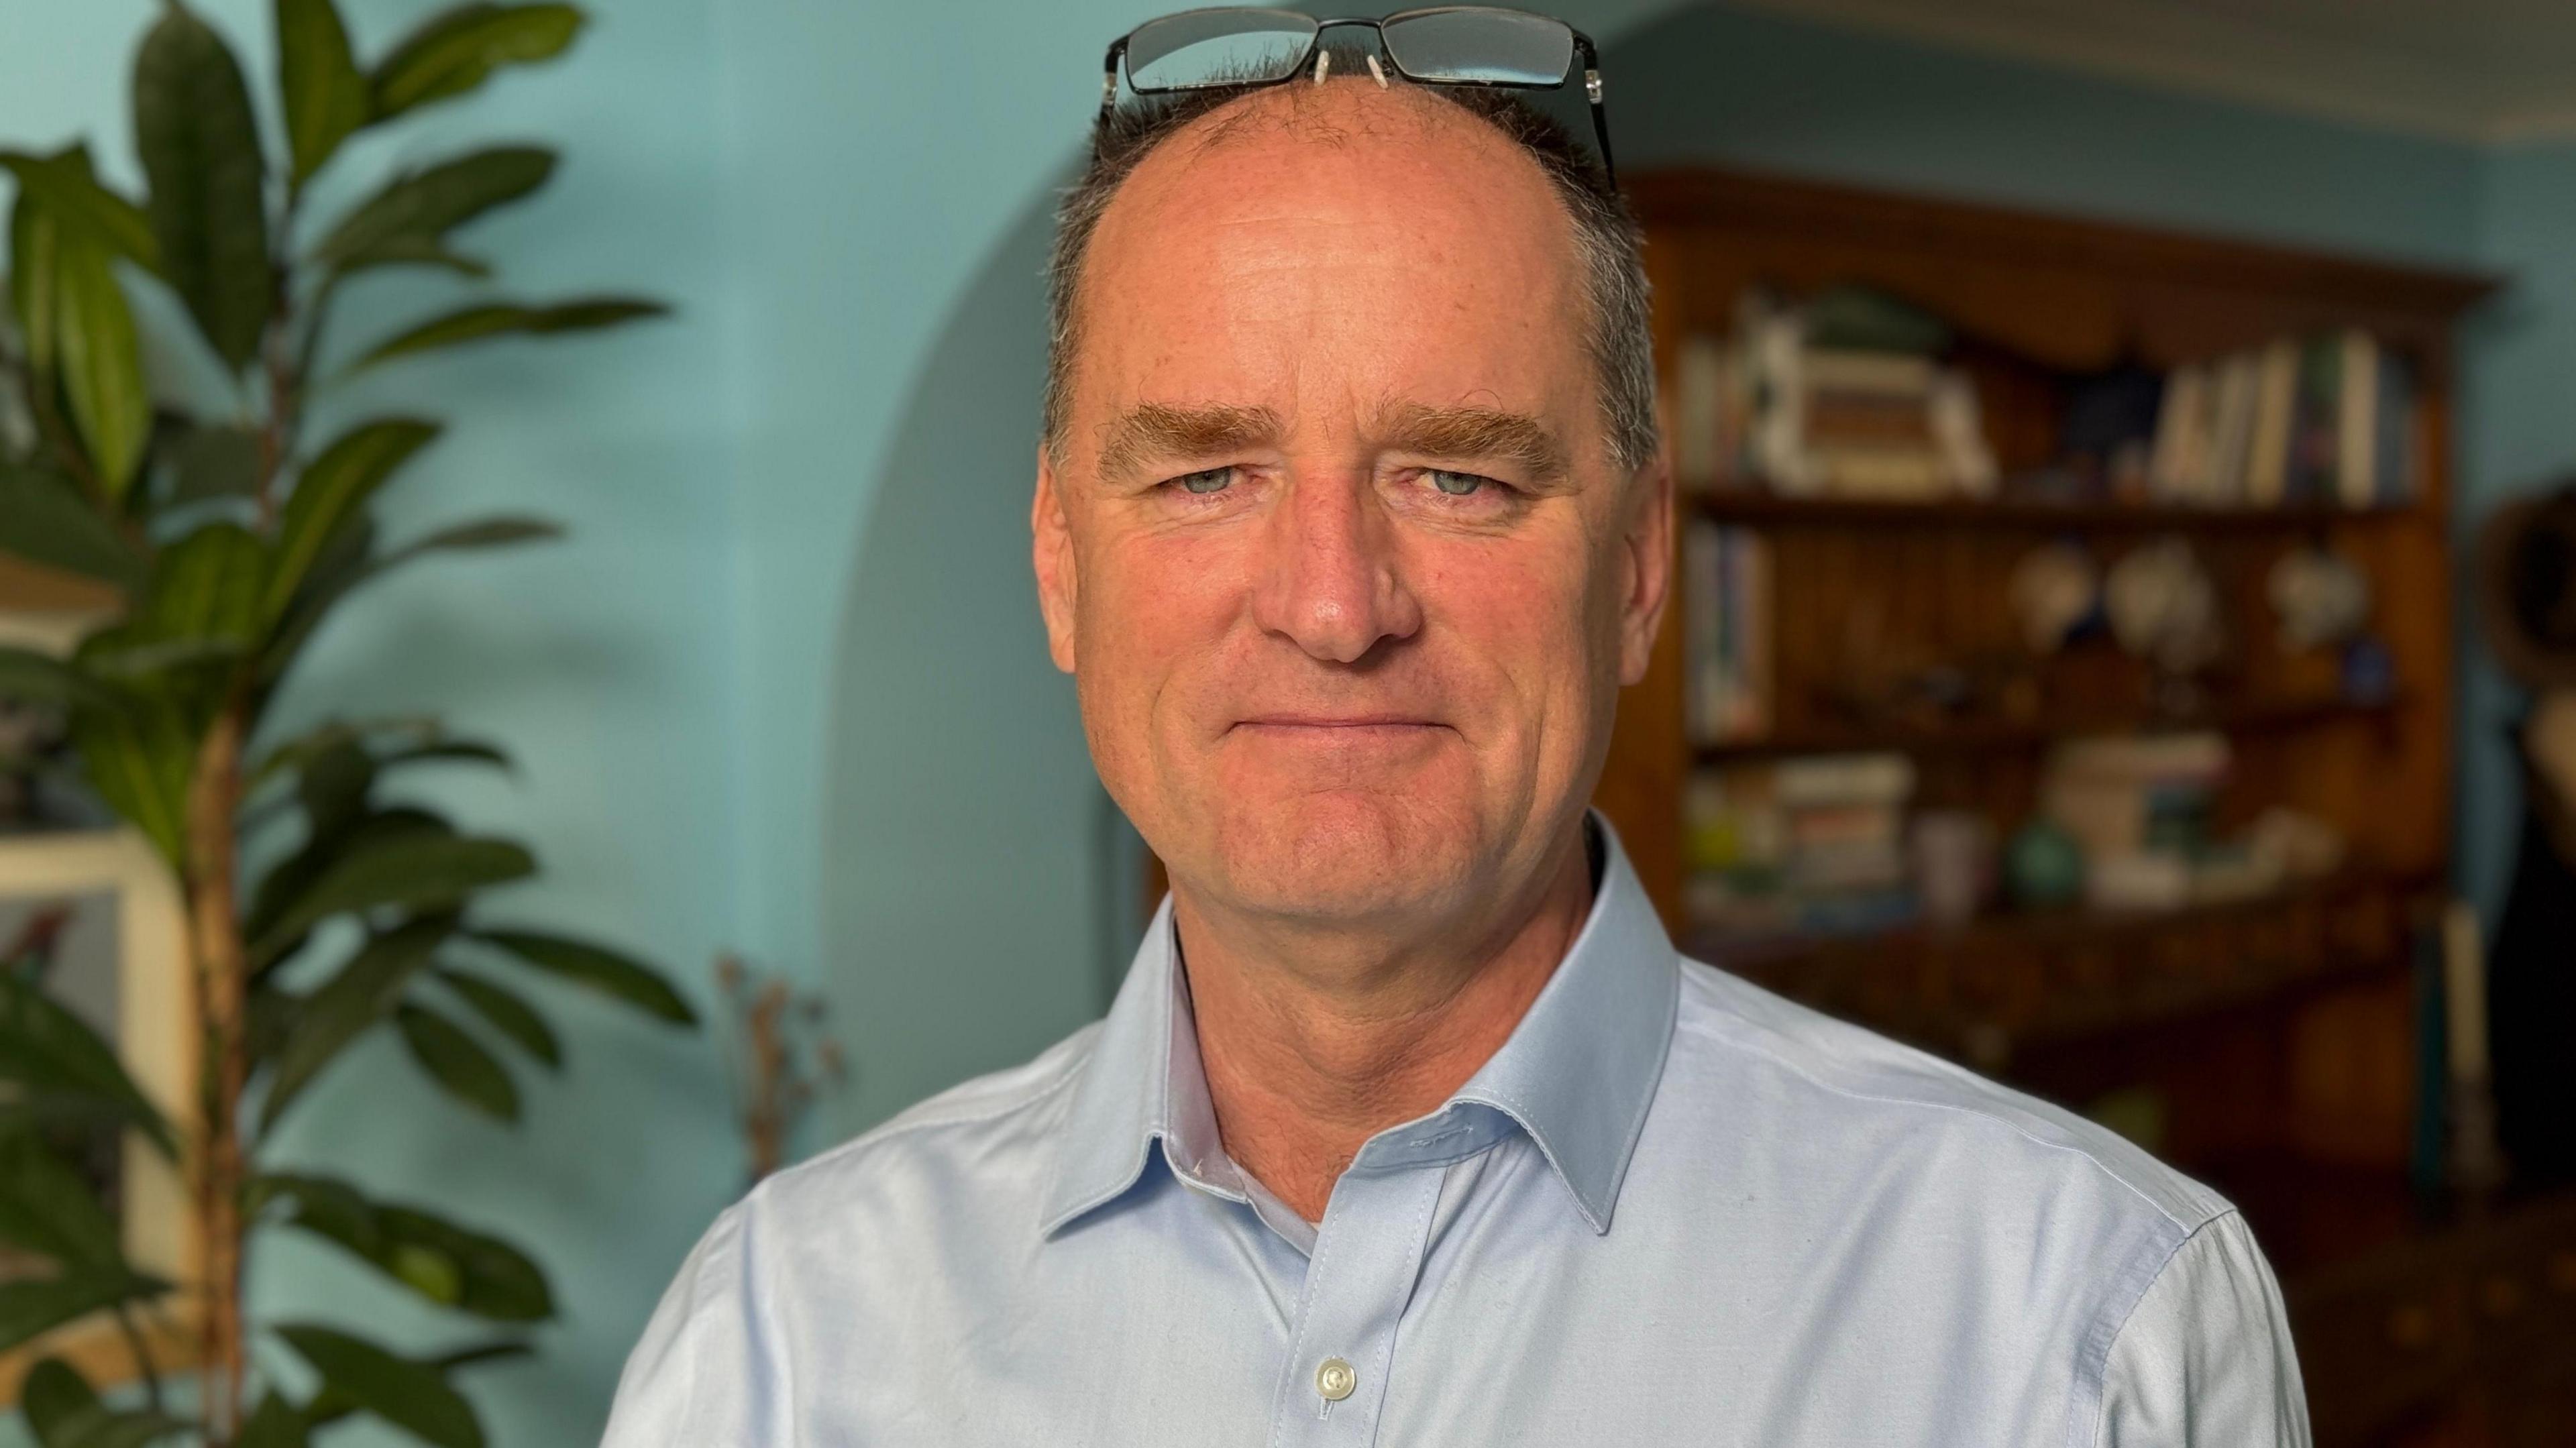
[1171, 467, 1235, 495]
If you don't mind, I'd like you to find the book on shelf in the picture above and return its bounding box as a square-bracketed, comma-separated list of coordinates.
[2244, 338, 2300, 507]
[1683, 520, 1771, 746]
[2144, 327, 2417, 511]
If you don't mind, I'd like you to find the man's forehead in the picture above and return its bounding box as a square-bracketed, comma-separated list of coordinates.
[1088, 78, 1580, 286]
[1072, 79, 1593, 422]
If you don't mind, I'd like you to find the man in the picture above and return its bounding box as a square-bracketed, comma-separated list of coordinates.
[604, 13, 2307, 1445]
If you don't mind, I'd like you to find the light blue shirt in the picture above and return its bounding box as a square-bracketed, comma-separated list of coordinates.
[603, 820, 2307, 1446]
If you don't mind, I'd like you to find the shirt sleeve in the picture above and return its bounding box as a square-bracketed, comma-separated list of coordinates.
[599, 1204, 770, 1448]
[2094, 1209, 2312, 1448]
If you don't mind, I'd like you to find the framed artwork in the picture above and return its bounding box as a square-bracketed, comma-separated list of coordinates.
[0, 828, 199, 1386]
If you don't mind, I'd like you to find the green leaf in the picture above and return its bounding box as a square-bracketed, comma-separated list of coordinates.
[396, 1003, 519, 1121]
[275, 1323, 485, 1448]
[250, 828, 531, 968]
[297, 736, 376, 845]
[0, 961, 172, 1154]
[264, 419, 439, 623]
[237, 1394, 313, 1448]
[166, 423, 262, 504]
[243, 803, 445, 957]
[260, 915, 451, 1129]
[0, 464, 143, 591]
[256, 1173, 553, 1321]
[311, 147, 554, 270]
[378, 738, 514, 776]
[245, 715, 437, 792]
[376, 1205, 549, 1319]
[326, 515, 560, 609]
[14, 1358, 184, 1448]
[0, 1131, 123, 1269]
[278, 0, 370, 187]
[0, 148, 159, 272]
[372, 4, 584, 119]
[326, 235, 491, 279]
[435, 967, 558, 1068]
[472, 929, 695, 1025]
[378, 515, 562, 563]
[0, 647, 108, 710]
[10, 186, 62, 374]
[54, 232, 150, 501]
[65, 700, 193, 871]
[144, 521, 271, 649]
[0, 1269, 164, 1355]
[21, 1357, 94, 1441]
[133, 7, 273, 371]
[28, 1386, 189, 1448]
[352, 297, 665, 371]
[259, 512, 374, 689]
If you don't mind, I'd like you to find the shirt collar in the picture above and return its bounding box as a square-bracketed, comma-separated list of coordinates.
[1039, 812, 1680, 1239]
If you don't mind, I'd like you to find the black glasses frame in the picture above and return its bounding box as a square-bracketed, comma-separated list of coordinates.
[1099, 6, 1617, 183]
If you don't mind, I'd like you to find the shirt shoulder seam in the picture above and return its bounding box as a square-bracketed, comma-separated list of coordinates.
[2075, 1207, 2242, 1448]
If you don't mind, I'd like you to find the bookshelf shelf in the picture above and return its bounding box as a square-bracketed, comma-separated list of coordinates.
[1688, 866, 2433, 1063]
[1687, 490, 2424, 533]
[1693, 691, 2410, 762]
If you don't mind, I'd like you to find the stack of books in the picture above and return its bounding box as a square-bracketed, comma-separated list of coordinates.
[1685, 753, 1919, 938]
[1666, 290, 1996, 500]
[2041, 732, 2231, 911]
[2147, 329, 2416, 509]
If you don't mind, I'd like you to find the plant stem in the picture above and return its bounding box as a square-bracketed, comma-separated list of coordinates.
[111, 1301, 164, 1416]
[184, 700, 250, 1447]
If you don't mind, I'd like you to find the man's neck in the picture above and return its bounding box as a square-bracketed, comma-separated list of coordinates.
[1173, 826, 1598, 1224]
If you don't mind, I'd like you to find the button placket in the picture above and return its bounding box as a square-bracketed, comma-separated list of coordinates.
[1267, 1164, 1447, 1446]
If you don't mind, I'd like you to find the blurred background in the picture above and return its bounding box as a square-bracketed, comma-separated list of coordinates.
[3, 0, 2574, 1444]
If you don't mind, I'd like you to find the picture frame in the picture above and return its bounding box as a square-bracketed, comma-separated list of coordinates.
[0, 827, 201, 1387]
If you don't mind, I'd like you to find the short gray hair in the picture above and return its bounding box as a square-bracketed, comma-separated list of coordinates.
[1042, 68, 1658, 475]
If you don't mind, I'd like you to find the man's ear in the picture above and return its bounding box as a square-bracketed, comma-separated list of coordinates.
[1032, 444, 1080, 675]
[1617, 449, 1674, 687]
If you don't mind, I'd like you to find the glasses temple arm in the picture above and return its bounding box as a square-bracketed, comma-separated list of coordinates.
[1101, 38, 1128, 113]
[1570, 32, 1616, 186]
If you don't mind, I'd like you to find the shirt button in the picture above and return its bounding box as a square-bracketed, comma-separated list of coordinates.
[1316, 1357, 1357, 1402]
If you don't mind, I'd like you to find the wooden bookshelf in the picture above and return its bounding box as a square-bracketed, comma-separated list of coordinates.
[1603, 166, 2576, 1446]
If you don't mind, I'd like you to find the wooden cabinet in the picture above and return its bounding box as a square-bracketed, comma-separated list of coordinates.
[1613, 166, 2573, 1444]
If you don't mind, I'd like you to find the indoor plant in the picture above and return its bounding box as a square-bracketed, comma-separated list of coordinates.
[0, 3, 693, 1444]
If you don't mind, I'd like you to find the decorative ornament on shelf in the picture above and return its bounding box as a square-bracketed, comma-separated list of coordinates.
[2104, 537, 2224, 704]
[2007, 539, 2100, 655]
[2266, 544, 2371, 653]
[0, 3, 696, 1444]
[714, 953, 847, 1186]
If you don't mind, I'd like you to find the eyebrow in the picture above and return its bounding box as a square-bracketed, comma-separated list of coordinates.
[1096, 402, 1282, 481]
[1090, 400, 1571, 484]
[1373, 402, 1568, 482]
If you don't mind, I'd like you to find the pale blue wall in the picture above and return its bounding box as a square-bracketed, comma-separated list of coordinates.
[1611, 5, 2481, 264]
[4, 0, 2571, 1443]
[2460, 145, 2576, 918]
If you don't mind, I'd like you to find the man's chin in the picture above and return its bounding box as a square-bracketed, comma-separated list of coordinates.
[1199, 791, 1477, 922]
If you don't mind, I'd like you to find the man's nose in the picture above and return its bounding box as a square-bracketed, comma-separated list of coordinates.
[1250, 470, 1424, 665]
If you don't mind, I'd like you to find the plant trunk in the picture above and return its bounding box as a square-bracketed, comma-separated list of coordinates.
[184, 701, 249, 1447]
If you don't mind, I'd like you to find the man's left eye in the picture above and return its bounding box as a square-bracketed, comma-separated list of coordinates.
[1427, 469, 1494, 497]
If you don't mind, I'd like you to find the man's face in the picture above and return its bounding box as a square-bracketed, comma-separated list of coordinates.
[1034, 83, 1669, 936]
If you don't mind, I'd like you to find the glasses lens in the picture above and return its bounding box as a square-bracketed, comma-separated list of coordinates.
[1124, 8, 1320, 92]
[1381, 7, 1574, 85]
